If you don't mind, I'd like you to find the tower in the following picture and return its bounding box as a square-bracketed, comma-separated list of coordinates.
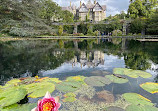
[94, 0, 96, 4]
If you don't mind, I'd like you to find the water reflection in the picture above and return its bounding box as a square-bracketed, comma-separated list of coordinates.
[0, 39, 158, 84]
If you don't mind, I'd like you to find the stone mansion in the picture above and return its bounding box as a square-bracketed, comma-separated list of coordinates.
[62, 0, 106, 22]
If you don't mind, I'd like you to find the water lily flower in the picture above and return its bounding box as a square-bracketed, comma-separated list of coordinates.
[31, 91, 61, 111]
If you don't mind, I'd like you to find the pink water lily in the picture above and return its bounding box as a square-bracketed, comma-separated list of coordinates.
[32, 92, 61, 111]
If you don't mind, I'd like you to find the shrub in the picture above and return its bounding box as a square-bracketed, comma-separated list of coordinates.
[112, 30, 122, 36]
[58, 25, 63, 36]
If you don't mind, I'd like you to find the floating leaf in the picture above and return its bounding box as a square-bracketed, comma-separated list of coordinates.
[63, 93, 77, 102]
[126, 104, 158, 111]
[1, 103, 36, 111]
[140, 82, 158, 94]
[24, 82, 55, 98]
[113, 68, 128, 75]
[64, 93, 76, 98]
[0, 87, 27, 108]
[105, 75, 129, 84]
[63, 97, 77, 102]
[106, 106, 125, 111]
[113, 68, 152, 78]
[56, 81, 82, 92]
[6, 79, 21, 85]
[84, 76, 111, 87]
[124, 70, 152, 78]
[43, 78, 62, 83]
[35, 77, 49, 82]
[123, 93, 154, 106]
[66, 76, 86, 85]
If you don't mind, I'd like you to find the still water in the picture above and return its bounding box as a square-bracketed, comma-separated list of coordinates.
[0, 38, 158, 110]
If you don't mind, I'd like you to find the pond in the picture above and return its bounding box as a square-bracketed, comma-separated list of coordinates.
[0, 38, 158, 110]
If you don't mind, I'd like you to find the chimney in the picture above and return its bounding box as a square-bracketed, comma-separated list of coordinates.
[80, 1, 82, 7]
[70, 1, 71, 7]
[94, 0, 96, 4]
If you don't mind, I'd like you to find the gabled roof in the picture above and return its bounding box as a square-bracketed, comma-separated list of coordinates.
[93, 2, 103, 11]
[86, 0, 94, 9]
[79, 3, 89, 13]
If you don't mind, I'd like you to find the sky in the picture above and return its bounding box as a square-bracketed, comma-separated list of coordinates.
[53, 0, 130, 17]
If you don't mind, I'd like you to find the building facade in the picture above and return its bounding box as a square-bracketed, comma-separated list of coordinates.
[62, 0, 106, 22]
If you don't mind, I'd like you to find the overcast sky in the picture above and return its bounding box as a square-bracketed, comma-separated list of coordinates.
[53, 0, 130, 17]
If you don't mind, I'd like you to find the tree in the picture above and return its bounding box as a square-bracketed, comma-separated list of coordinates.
[61, 10, 74, 23]
[58, 25, 63, 36]
[147, 11, 158, 35]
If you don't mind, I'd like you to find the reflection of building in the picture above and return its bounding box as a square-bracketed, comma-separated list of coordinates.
[62, 0, 106, 22]
[69, 50, 105, 68]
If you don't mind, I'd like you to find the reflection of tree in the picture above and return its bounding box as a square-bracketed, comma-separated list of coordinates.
[124, 52, 151, 70]
[0, 40, 74, 83]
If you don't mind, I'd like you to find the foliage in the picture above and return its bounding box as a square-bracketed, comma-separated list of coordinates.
[66, 76, 86, 85]
[123, 93, 154, 106]
[63, 93, 76, 102]
[113, 68, 152, 78]
[0, 87, 27, 108]
[56, 81, 82, 92]
[129, 18, 146, 34]
[106, 106, 125, 111]
[61, 10, 74, 23]
[84, 76, 111, 87]
[140, 82, 158, 94]
[112, 30, 122, 36]
[1, 103, 37, 111]
[105, 75, 129, 84]
[63, 25, 74, 34]
[23, 82, 55, 98]
[58, 25, 63, 36]
[126, 104, 158, 111]
[147, 11, 158, 35]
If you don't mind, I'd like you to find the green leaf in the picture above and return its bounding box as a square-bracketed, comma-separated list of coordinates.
[64, 93, 76, 98]
[63, 97, 76, 102]
[113, 68, 152, 78]
[126, 105, 158, 111]
[6, 79, 21, 85]
[106, 106, 125, 111]
[42, 78, 62, 83]
[105, 75, 129, 84]
[0, 87, 27, 108]
[123, 93, 154, 106]
[1, 103, 36, 111]
[140, 82, 158, 94]
[56, 81, 82, 92]
[66, 76, 86, 85]
[23, 82, 55, 98]
[84, 76, 111, 87]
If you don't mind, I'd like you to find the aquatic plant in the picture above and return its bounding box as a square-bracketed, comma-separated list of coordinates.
[32, 92, 61, 111]
[56, 81, 82, 92]
[24, 82, 55, 98]
[123, 93, 154, 106]
[66, 76, 86, 85]
[113, 68, 152, 78]
[140, 82, 158, 94]
[63, 93, 77, 102]
[84, 76, 111, 87]
[0, 87, 27, 108]
[74, 85, 96, 99]
[105, 75, 129, 84]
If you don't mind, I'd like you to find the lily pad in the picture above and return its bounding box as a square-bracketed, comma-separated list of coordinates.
[106, 106, 125, 111]
[105, 75, 128, 84]
[1, 103, 36, 111]
[66, 76, 86, 85]
[123, 93, 154, 106]
[126, 104, 158, 111]
[113, 68, 152, 78]
[43, 78, 62, 83]
[63, 93, 77, 102]
[124, 70, 152, 78]
[84, 76, 111, 87]
[56, 81, 82, 92]
[113, 68, 128, 75]
[140, 82, 158, 94]
[0, 87, 27, 108]
[6, 79, 21, 85]
[23, 82, 55, 98]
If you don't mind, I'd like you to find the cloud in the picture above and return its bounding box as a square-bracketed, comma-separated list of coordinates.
[53, 0, 130, 16]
